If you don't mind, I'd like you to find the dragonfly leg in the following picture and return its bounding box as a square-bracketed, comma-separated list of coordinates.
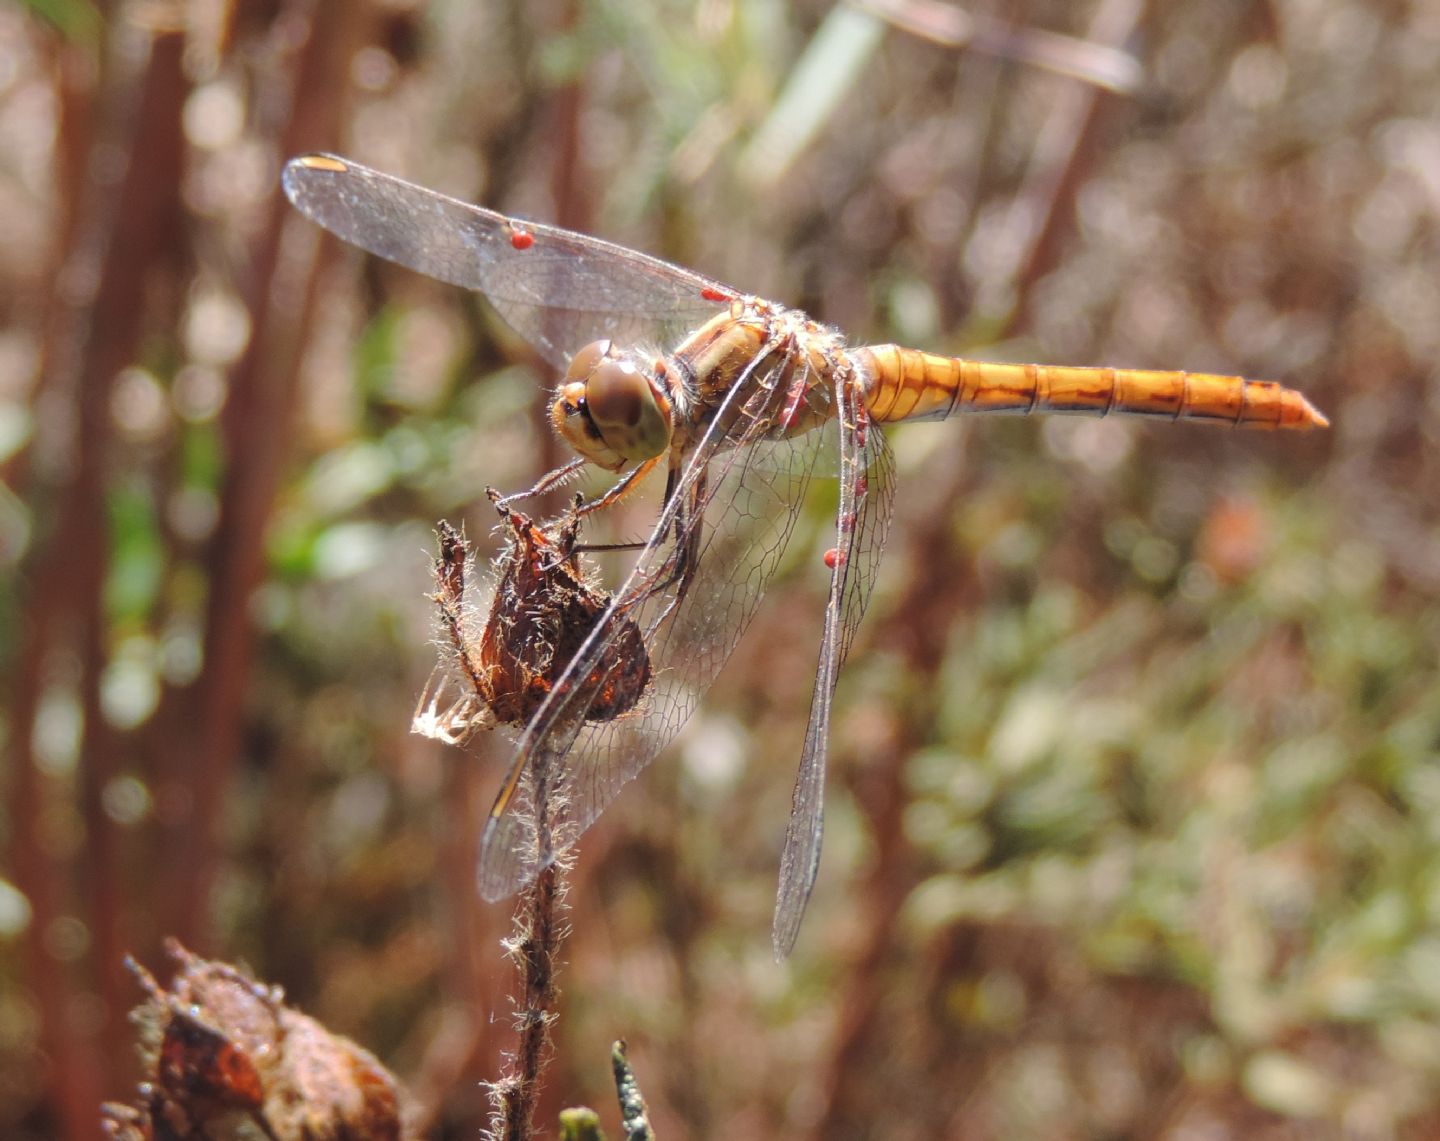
[571, 455, 662, 518]
[496, 456, 589, 508]
[637, 464, 707, 607]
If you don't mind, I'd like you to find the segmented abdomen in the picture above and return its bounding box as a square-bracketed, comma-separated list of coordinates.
[857, 345, 1329, 430]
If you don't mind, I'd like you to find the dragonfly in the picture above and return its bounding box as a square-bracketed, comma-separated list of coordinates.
[283, 154, 1328, 957]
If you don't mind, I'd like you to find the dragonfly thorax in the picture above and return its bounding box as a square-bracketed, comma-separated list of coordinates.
[550, 339, 674, 471]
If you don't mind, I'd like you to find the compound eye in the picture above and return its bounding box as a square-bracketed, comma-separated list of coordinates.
[585, 359, 648, 432]
[550, 381, 622, 470]
[564, 339, 613, 383]
[587, 358, 671, 462]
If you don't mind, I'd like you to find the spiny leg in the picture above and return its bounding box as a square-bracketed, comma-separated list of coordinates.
[495, 456, 589, 508]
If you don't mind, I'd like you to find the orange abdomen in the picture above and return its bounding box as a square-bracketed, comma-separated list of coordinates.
[857, 345, 1329, 431]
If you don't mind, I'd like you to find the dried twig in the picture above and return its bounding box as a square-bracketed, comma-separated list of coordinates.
[417, 517, 577, 1140]
[491, 857, 568, 1140]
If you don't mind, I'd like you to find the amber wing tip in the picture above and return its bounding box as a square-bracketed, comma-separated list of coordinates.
[292, 154, 349, 173]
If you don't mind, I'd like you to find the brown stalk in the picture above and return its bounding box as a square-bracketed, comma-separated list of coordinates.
[485, 751, 572, 1141]
[494, 858, 567, 1141]
[10, 25, 188, 1133]
[150, 0, 365, 950]
[421, 521, 573, 1141]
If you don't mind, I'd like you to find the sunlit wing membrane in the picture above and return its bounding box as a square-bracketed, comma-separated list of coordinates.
[283, 154, 731, 369]
[773, 384, 897, 957]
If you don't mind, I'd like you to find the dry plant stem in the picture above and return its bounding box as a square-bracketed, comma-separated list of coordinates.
[494, 740, 568, 1139]
[427, 520, 570, 1139]
[497, 863, 563, 1140]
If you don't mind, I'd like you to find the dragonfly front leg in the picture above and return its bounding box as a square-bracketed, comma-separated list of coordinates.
[573, 455, 663, 518]
[499, 454, 659, 527]
[496, 456, 589, 508]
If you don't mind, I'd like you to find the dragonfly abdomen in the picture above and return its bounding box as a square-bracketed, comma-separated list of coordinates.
[857, 345, 1328, 430]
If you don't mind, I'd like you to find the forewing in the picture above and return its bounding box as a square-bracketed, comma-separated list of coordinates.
[282, 154, 730, 369]
[772, 394, 897, 958]
[477, 363, 832, 902]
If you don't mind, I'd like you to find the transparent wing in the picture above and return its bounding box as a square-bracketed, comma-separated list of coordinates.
[282, 154, 732, 369]
[772, 389, 897, 958]
[476, 357, 832, 901]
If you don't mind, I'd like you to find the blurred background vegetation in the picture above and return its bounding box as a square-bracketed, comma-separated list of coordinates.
[3, 0, 1439, 1137]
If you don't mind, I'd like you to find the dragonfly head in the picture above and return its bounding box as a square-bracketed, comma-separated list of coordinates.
[551, 339, 673, 471]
